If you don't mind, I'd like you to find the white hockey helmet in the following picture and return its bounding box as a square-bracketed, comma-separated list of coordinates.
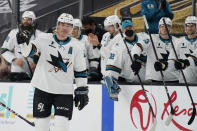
[159, 17, 172, 27]
[22, 11, 36, 21]
[184, 16, 197, 33]
[57, 13, 73, 25]
[185, 16, 197, 25]
[104, 15, 121, 27]
[73, 19, 82, 28]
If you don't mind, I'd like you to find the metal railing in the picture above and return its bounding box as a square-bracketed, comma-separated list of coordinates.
[192, 0, 196, 16]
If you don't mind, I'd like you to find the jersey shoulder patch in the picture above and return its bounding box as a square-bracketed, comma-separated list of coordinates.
[143, 39, 149, 44]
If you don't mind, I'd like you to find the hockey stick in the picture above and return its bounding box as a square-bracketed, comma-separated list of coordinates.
[0, 102, 35, 126]
[119, 29, 157, 131]
[163, 18, 196, 125]
[143, 15, 174, 126]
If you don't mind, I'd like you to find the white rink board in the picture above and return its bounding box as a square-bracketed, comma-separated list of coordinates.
[0, 83, 197, 131]
[114, 85, 197, 131]
[0, 83, 101, 131]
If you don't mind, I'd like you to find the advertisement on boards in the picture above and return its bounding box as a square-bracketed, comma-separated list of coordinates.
[114, 85, 197, 131]
[0, 83, 101, 131]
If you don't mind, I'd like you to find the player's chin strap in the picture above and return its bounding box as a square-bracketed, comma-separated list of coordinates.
[0, 102, 35, 126]
[143, 15, 174, 127]
[162, 18, 196, 125]
[118, 28, 157, 131]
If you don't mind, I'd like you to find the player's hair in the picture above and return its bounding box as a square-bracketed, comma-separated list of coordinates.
[82, 16, 94, 25]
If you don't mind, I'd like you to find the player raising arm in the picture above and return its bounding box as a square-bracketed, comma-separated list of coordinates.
[18, 13, 89, 131]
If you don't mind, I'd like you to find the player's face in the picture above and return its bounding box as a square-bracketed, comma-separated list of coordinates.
[185, 23, 196, 35]
[83, 24, 92, 30]
[22, 17, 33, 27]
[57, 22, 73, 37]
[71, 27, 80, 38]
[159, 25, 171, 35]
[105, 25, 115, 34]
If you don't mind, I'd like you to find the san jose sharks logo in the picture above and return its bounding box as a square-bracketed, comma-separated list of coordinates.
[47, 51, 71, 72]
[185, 49, 193, 58]
[160, 50, 169, 61]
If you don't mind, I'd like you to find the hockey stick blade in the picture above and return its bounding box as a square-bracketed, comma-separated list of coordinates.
[149, 119, 157, 131]
[22, 118, 35, 127]
[188, 106, 196, 125]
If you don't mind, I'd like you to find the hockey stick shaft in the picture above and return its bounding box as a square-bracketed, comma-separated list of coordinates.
[0, 102, 35, 126]
[162, 19, 196, 125]
[143, 15, 174, 115]
[119, 29, 156, 118]
[25, 57, 33, 77]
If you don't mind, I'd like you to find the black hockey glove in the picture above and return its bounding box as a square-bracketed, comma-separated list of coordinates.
[131, 60, 141, 75]
[154, 60, 168, 71]
[174, 59, 190, 70]
[16, 30, 31, 44]
[131, 54, 142, 75]
[74, 86, 89, 110]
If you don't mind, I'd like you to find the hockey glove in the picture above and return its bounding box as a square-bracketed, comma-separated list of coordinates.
[131, 54, 142, 75]
[74, 86, 89, 110]
[174, 59, 190, 70]
[154, 60, 168, 71]
[103, 76, 121, 101]
[16, 30, 31, 44]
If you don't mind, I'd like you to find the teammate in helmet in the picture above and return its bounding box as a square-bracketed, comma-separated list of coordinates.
[1, 11, 43, 81]
[20, 11, 36, 32]
[71, 19, 101, 81]
[19, 13, 89, 131]
[131, 17, 179, 83]
[167, 16, 197, 83]
[105, 19, 148, 84]
[100, 15, 122, 76]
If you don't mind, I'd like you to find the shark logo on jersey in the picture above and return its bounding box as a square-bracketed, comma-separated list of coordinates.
[185, 49, 193, 57]
[160, 50, 169, 61]
[47, 51, 71, 72]
[143, 39, 149, 44]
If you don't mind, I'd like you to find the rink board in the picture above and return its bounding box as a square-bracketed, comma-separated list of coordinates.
[114, 85, 197, 131]
[0, 83, 102, 131]
[0, 83, 197, 131]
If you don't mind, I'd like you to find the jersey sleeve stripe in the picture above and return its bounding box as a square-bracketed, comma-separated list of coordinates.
[0, 48, 9, 54]
[188, 55, 197, 66]
[106, 65, 121, 74]
[74, 70, 88, 78]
